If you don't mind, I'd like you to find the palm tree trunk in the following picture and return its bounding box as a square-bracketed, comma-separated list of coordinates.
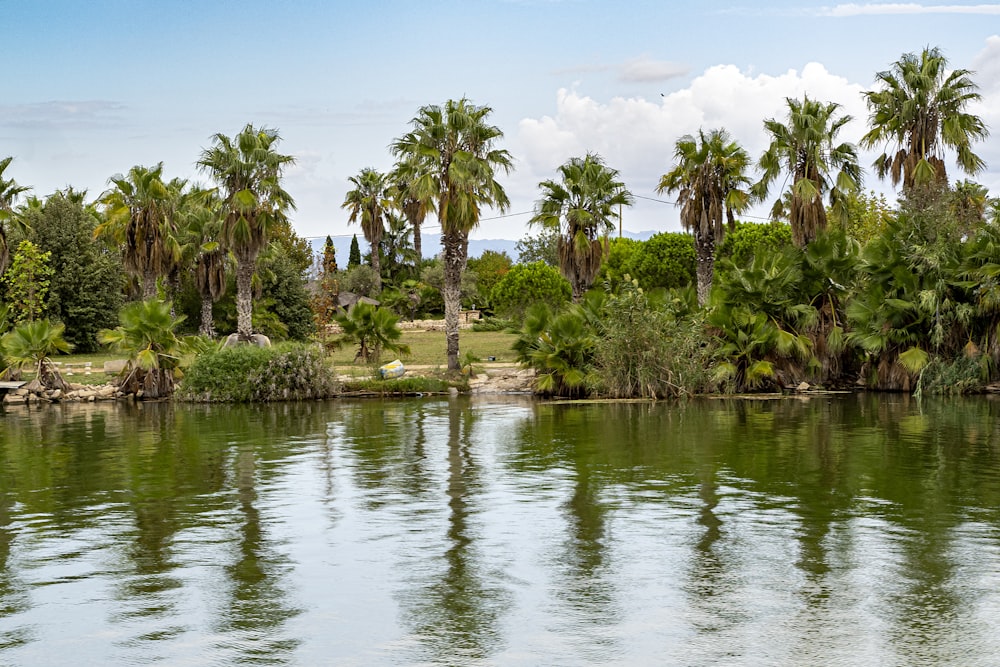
[199, 295, 216, 337]
[413, 220, 422, 266]
[235, 251, 255, 340]
[694, 229, 715, 306]
[370, 244, 382, 293]
[443, 229, 467, 372]
[142, 271, 158, 300]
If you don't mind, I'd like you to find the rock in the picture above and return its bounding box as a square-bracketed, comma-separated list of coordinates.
[3, 394, 25, 405]
[47, 389, 63, 401]
[97, 385, 117, 398]
[796, 382, 811, 392]
[223, 333, 272, 348]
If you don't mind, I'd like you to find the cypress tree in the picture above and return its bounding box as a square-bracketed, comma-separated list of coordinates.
[348, 234, 361, 268]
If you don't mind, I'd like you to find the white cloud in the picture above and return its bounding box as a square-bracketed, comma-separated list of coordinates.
[507, 62, 872, 234]
[972, 35, 1000, 91]
[0, 100, 127, 130]
[820, 3, 1000, 15]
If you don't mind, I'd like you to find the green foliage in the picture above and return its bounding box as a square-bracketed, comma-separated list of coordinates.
[516, 226, 559, 266]
[598, 233, 696, 291]
[1, 319, 72, 391]
[419, 261, 478, 309]
[322, 235, 338, 274]
[467, 250, 512, 308]
[839, 190, 896, 246]
[716, 220, 793, 265]
[333, 302, 411, 364]
[21, 192, 123, 352]
[98, 299, 187, 398]
[260, 243, 315, 341]
[177, 342, 339, 402]
[342, 376, 450, 395]
[471, 316, 513, 332]
[491, 261, 571, 321]
[915, 353, 988, 396]
[2, 240, 53, 322]
[348, 234, 362, 268]
[513, 301, 595, 397]
[342, 264, 381, 298]
[592, 280, 715, 398]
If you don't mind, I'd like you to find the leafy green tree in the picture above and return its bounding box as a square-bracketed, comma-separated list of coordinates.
[391, 98, 513, 371]
[1, 319, 72, 392]
[515, 226, 559, 266]
[197, 124, 296, 341]
[466, 250, 512, 309]
[657, 129, 753, 304]
[260, 243, 315, 341]
[530, 153, 633, 302]
[861, 46, 988, 190]
[342, 264, 381, 298]
[322, 235, 338, 274]
[490, 261, 571, 320]
[98, 299, 188, 398]
[597, 234, 696, 291]
[342, 167, 390, 291]
[950, 179, 990, 231]
[22, 191, 123, 352]
[756, 95, 862, 247]
[3, 240, 52, 322]
[716, 220, 793, 265]
[348, 234, 361, 268]
[334, 302, 410, 364]
[97, 163, 181, 298]
[838, 191, 896, 247]
[0, 156, 31, 274]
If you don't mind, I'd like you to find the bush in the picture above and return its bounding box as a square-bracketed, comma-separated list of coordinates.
[342, 376, 451, 395]
[178, 343, 339, 402]
[491, 262, 571, 321]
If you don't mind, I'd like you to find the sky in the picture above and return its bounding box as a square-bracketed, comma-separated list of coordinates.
[3, 1, 999, 247]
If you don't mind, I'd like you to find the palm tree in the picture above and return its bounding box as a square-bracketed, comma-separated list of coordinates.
[657, 129, 753, 305]
[333, 302, 411, 364]
[197, 124, 296, 341]
[97, 163, 181, 299]
[0, 156, 31, 274]
[756, 95, 863, 247]
[861, 46, 989, 190]
[183, 187, 228, 336]
[530, 153, 632, 303]
[98, 299, 187, 398]
[1, 319, 73, 392]
[388, 160, 432, 266]
[390, 98, 512, 372]
[341, 167, 390, 292]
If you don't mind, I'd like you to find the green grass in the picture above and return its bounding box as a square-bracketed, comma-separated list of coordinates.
[327, 329, 519, 369]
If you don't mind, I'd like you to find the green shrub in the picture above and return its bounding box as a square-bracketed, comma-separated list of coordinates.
[471, 316, 513, 332]
[491, 262, 571, 321]
[178, 343, 339, 402]
[342, 376, 451, 395]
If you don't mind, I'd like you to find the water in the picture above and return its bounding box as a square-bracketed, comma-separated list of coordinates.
[2, 395, 1000, 665]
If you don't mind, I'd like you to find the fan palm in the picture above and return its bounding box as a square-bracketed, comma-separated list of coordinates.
[657, 129, 752, 305]
[197, 124, 296, 341]
[1, 319, 72, 392]
[861, 46, 988, 190]
[333, 302, 410, 364]
[388, 160, 432, 265]
[390, 98, 512, 371]
[756, 96, 862, 247]
[97, 163, 183, 299]
[98, 299, 187, 398]
[183, 187, 228, 336]
[530, 153, 632, 303]
[342, 167, 390, 292]
[0, 156, 31, 274]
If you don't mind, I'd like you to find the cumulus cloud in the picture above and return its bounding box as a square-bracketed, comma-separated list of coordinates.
[820, 3, 1000, 15]
[508, 61, 872, 234]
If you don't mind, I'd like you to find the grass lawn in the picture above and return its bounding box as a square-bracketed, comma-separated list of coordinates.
[327, 329, 520, 371]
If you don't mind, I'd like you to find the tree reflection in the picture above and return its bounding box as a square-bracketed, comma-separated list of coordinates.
[403, 398, 509, 664]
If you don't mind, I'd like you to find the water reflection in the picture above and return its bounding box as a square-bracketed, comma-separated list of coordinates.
[3, 396, 1000, 664]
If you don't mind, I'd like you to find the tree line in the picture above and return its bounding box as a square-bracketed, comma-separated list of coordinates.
[0, 46, 997, 397]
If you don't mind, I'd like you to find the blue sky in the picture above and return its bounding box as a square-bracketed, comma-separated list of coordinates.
[3, 1, 999, 245]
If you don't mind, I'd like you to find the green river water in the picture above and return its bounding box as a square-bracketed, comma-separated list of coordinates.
[1, 394, 1000, 665]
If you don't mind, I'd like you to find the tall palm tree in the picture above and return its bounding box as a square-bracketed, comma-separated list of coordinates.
[97, 163, 181, 299]
[388, 160, 432, 266]
[183, 187, 228, 336]
[530, 153, 633, 303]
[341, 167, 390, 292]
[390, 98, 512, 371]
[197, 124, 296, 341]
[0, 156, 31, 274]
[861, 46, 988, 190]
[756, 95, 862, 248]
[657, 129, 753, 305]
